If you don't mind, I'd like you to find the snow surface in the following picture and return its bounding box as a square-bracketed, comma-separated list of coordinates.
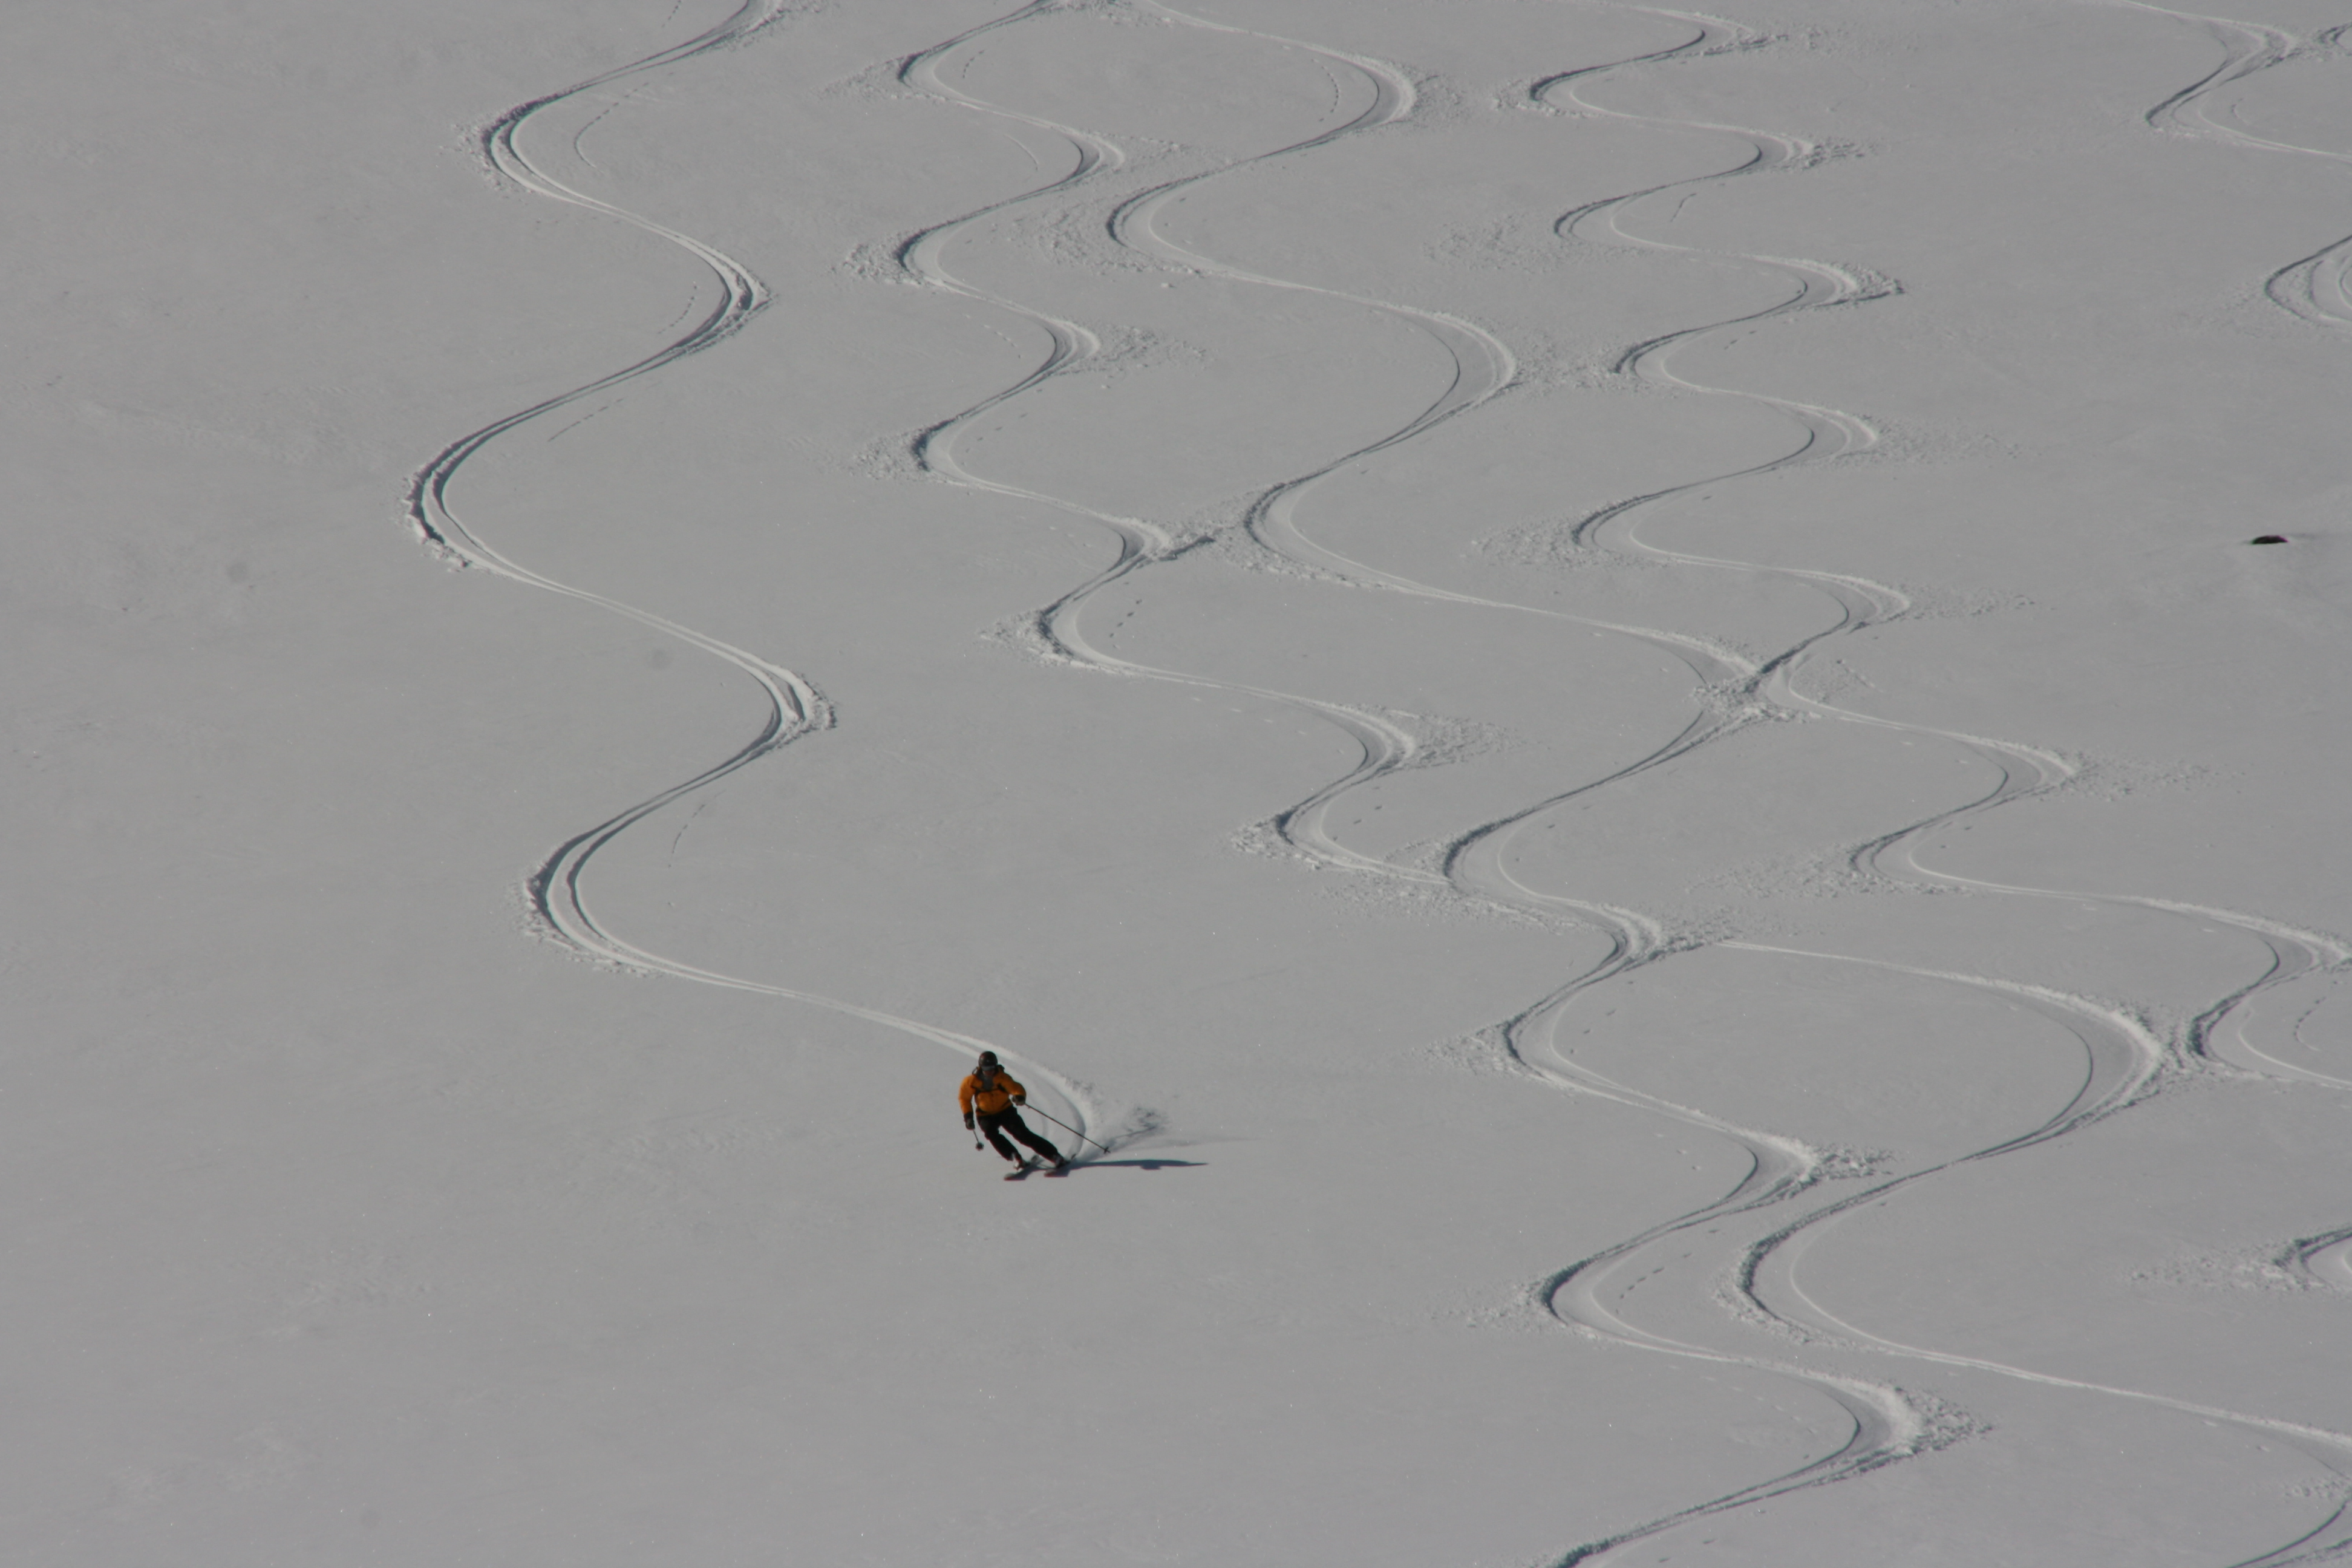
[10, 0, 2352, 1561]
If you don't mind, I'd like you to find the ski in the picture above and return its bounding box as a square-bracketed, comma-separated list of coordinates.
[1003, 1160, 1036, 1181]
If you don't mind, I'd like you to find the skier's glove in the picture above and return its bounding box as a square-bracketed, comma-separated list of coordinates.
[1012, 1094, 1026, 1105]
[963, 1116, 975, 1131]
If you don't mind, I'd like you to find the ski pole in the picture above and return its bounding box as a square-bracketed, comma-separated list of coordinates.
[1020, 1103, 1109, 1155]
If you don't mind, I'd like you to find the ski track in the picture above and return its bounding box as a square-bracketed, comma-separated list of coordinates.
[410, 0, 2352, 1557]
[869, 2, 2352, 1561]
[2120, 0, 2352, 332]
[405, 1, 1108, 1151]
[1516, 10, 2352, 1561]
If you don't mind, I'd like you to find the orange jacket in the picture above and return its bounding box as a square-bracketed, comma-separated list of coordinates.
[959, 1070, 1025, 1119]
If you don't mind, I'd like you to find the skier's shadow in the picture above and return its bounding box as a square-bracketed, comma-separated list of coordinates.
[1070, 1158, 1204, 1172]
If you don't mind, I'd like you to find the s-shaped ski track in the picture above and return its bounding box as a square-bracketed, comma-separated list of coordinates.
[2120, 1, 2352, 332]
[886, 5, 1750, 893]
[405, 1, 1103, 1142]
[1453, 8, 2352, 1561]
[881, 6, 1969, 1560]
[869, 4, 2352, 1560]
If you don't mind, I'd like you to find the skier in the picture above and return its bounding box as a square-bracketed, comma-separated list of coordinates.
[960, 1051, 1067, 1171]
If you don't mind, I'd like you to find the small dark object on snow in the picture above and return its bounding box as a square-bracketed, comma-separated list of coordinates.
[2250, 534, 2288, 544]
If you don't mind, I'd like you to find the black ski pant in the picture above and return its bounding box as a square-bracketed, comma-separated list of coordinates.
[976, 1108, 1060, 1164]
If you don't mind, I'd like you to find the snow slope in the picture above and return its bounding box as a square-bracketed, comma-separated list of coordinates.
[7, 1, 2350, 1563]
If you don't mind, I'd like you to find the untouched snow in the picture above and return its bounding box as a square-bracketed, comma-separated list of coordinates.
[8, 0, 2352, 1562]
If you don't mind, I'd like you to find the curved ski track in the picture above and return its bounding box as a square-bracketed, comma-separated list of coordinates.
[2123, 1, 2352, 333]
[871, 4, 2352, 1563]
[1519, 11, 2352, 1561]
[405, 2, 1104, 1145]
